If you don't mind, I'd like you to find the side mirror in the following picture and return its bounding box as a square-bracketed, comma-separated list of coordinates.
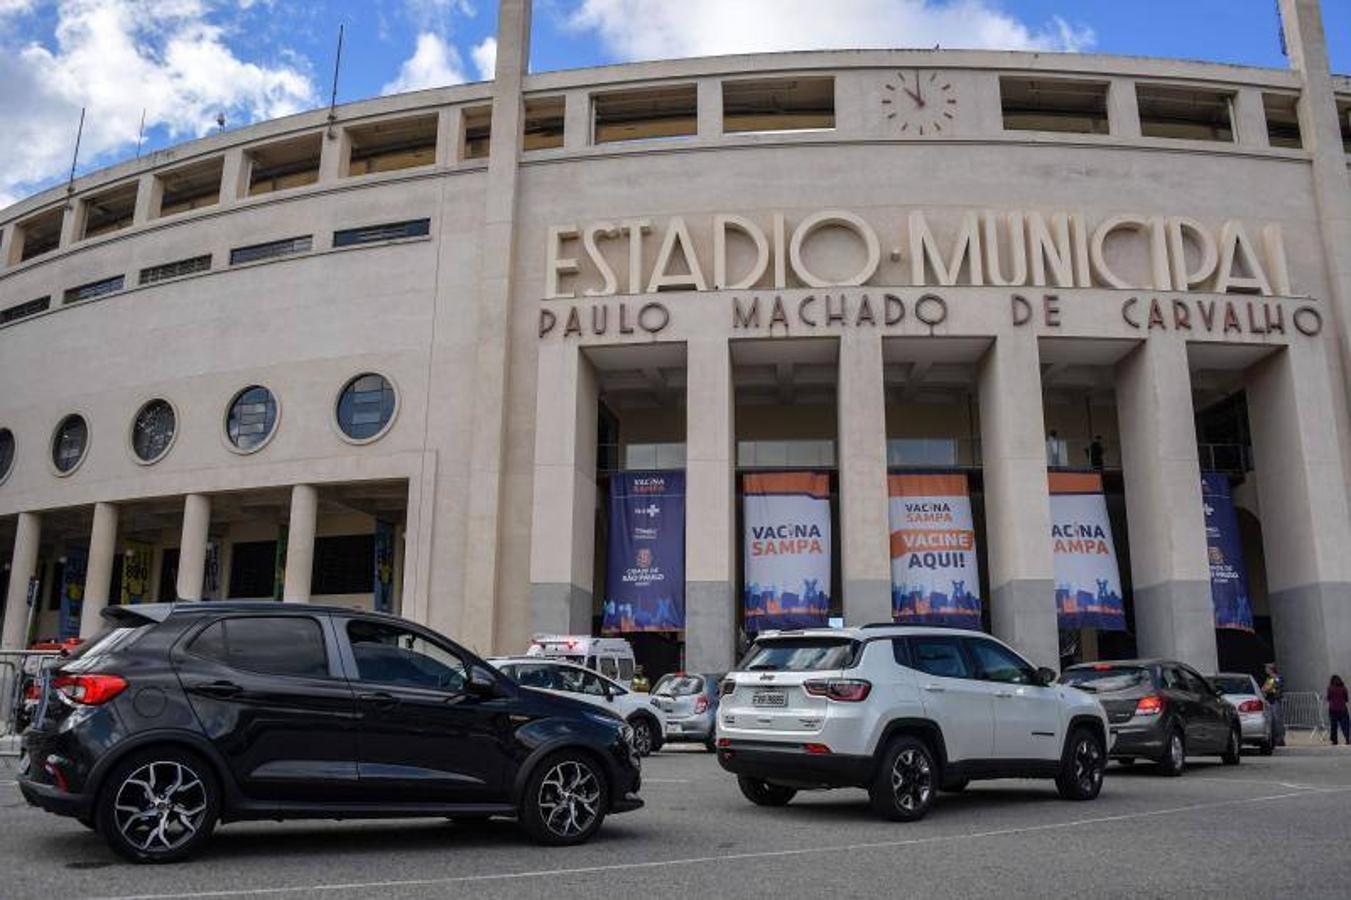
[603, 682, 616, 702]
[1035, 667, 1058, 687]
[467, 667, 501, 699]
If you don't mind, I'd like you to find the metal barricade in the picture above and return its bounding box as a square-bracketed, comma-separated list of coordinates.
[1279, 691, 1328, 740]
[0, 650, 63, 755]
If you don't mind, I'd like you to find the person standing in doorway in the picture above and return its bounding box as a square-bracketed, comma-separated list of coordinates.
[1262, 663, 1286, 747]
[1087, 435, 1105, 470]
[1327, 675, 1350, 745]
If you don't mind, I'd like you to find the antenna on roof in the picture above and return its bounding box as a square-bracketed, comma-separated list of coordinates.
[135, 108, 147, 158]
[215, 112, 226, 132]
[326, 23, 345, 139]
[65, 106, 86, 208]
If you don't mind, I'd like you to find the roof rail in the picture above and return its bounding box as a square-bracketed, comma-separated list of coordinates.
[859, 622, 981, 631]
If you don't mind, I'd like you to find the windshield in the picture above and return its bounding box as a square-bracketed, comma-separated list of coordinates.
[738, 638, 860, 672]
[1211, 675, 1256, 694]
[654, 675, 704, 696]
[1059, 666, 1150, 693]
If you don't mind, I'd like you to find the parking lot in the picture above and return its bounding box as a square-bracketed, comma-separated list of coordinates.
[3, 744, 1351, 900]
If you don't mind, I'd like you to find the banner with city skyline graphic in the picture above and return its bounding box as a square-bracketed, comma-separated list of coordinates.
[888, 472, 982, 627]
[743, 472, 832, 632]
[603, 471, 686, 633]
[1201, 472, 1254, 632]
[1049, 471, 1126, 631]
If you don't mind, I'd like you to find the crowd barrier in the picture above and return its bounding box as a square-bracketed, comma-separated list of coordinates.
[1279, 691, 1328, 739]
[0, 650, 63, 755]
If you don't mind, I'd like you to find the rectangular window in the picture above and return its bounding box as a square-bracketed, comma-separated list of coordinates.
[190, 617, 328, 679]
[347, 114, 438, 176]
[1339, 99, 1351, 155]
[227, 540, 278, 598]
[1000, 76, 1109, 134]
[333, 218, 430, 247]
[157, 157, 224, 217]
[1137, 83, 1234, 142]
[248, 133, 323, 195]
[524, 95, 566, 150]
[0, 296, 51, 324]
[906, 636, 973, 679]
[16, 208, 63, 263]
[723, 76, 835, 134]
[159, 548, 180, 603]
[139, 254, 212, 285]
[311, 534, 376, 595]
[593, 84, 698, 144]
[63, 275, 125, 304]
[81, 182, 138, 240]
[229, 235, 312, 266]
[1263, 92, 1302, 149]
[462, 105, 492, 159]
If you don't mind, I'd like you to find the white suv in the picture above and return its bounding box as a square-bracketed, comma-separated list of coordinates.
[716, 625, 1110, 820]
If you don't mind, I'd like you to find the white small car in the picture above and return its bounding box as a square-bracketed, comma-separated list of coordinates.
[491, 656, 666, 755]
[716, 625, 1111, 821]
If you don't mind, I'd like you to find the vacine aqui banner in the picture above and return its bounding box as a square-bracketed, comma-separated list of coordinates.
[1201, 473, 1255, 632]
[604, 471, 685, 633]
[888, 473, 982, 627]
[743, 472, 832, 632]
[1049, 472, 1126, 631]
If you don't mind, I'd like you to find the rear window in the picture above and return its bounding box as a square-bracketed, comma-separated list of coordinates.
[1210, 675, 1254, 694]
[655, 675, 704, 696]
[1060, 666, 1151, 692]
[65, 625, 147, 661]
[188, 616, 329, 679]
[738, 638, 860, 672]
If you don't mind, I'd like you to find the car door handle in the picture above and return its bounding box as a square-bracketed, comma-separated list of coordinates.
[190, 680, 242, 698]
[358, 691, 400, 709]
[923, 684, 945, 693]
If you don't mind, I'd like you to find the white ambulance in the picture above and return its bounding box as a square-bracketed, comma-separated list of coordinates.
[526, 635, 638, 687]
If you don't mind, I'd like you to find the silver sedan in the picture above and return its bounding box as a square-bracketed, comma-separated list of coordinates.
[1209, 673, 1275, 755]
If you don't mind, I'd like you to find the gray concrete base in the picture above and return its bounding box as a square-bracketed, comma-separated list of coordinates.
[685, 580, 735, 672]
[843, 578, 891, 627]
[1269, 581, 1351, 693]
[1133, 579, 1218, 674]
[990, 579, 1059, 670]
[529, 582, 593, 637]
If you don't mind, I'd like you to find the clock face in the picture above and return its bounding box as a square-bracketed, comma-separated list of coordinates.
[880, 70, 958, 136]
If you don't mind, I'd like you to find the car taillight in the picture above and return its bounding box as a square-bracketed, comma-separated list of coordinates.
[720, 679, 735, 696]
[803, 743, 832, 755]
[51, 674, 127, 705]
[24, 683, 41, 702]
[1135, 695, 1165, 717]
[804, 679, 872, 702]
[1238, 699, 1264, 713]
[694, 695, 709, 714]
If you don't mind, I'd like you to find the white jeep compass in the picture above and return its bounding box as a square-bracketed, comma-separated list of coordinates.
[716, 625, 1110, 821]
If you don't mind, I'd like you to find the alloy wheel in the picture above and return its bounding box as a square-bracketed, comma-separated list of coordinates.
[112, 760, 209, 854]
[889, 747, 933, 812]
[1072, 736, 1104, 792]
[632, 720, 653, 755]
[536, 759, 602, 838]
[1169, 732, 1184, 768]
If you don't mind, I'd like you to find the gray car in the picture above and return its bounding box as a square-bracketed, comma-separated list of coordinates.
[1209, 672, 1275, 755]
[650, 672, 723, 751]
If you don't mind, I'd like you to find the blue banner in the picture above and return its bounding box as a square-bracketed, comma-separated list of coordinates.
[603, 471, 685, 633]
[58, 545, 88, 640]
[374, 520, 396, 614]
[1201, 472, 1254, 632]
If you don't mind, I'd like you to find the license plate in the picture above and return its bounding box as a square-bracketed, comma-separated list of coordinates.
[752, 690, 787, 708]
[666, 723, 683, 734]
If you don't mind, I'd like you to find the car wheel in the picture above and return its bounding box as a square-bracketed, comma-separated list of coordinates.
[1056, 727, 1106, 801]
[1221, 725, 1242, 765]
[77, 816, 98, 832]
[1157, 727, 1185, 777]
[869, 735, 937, 822]
[95, 748, 219, 864]
[518, 752, 608, 846]
[940, 778, 969, 793]
[628, 716, 657, 756]
[737, 776, 796, 807]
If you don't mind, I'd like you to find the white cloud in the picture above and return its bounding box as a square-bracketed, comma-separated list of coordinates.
[382, 30, 468, 94]
[566, 0, 1095, 59]
[0, 0, 314, 211]
[471, 35, 496, 80]
[0, 0, 36, 16]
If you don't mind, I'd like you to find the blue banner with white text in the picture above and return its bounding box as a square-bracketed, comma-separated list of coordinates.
[58, 545, 88, 641]
[1201, 472, 1254, 632]
[603, 471, 685, 633]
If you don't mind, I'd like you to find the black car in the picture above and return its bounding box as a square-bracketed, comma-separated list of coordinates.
[1059, 659, 1242, 775]
[18, 602, 642, 863]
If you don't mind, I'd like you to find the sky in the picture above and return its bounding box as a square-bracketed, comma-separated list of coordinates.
[0, 0, 1348, 210]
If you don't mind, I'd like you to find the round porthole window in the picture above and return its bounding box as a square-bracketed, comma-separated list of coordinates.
[131, 399, 177, 463]
[225, 385, 278, 452]
[335, 373, 397, 442]
[0, 428, 14, 482]
[52, 414, 89, 474]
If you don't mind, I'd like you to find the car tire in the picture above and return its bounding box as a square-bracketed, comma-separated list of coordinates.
[518, 751, 609, 846]
[869, 735, 937, 822]
[1055, 726, 1106, 801]
[940, 779, 969, 793]
[1221, 725, 1242, 766]
[737, 776, 796, 807]
[77, 815, 98, 832]
[1157, 727, 1186, 777]
[628, 715, 659, 757]
[95, 747, 220, 864]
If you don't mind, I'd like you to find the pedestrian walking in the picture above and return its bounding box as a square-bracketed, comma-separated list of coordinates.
[1328, 675, 1350, 745]
[1262, 663, 1286, 746]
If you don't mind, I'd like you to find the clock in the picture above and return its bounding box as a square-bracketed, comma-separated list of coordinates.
[880, 70, 958, 136]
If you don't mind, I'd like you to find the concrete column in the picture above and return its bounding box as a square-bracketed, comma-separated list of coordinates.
[132, 172, 162, 224]
[318, 128, 351, 181]
[218, 147, 248, 206]
[1106, 78, 1141, 138]
[2, 513, 41, 650]
[564, 91, 591, 150]
[838, 332, 892, 626]
[79, 503, 120, 639]
[59, 200, 83, 248]
[978, 335, 1058, 669]
[685, 338, 736, 672]
[283, 485, 318, 603]
[1232, 88, 1269, 148]
[436, 106, 462, 166]
[528, 343, 598, 634]
[1247, 343, 1351, 692]
[697, 79, 722, 139]
[1115, 338, 1217, 672]
[176, 494, 211, 601]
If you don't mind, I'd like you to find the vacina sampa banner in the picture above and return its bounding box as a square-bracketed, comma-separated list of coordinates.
[604, 471, 685, 633]
[1049, 472, 1126, 631]
[743, 471, 832, 632]
[888, 473, 982, 627]
[1201, 472, 1254, 632]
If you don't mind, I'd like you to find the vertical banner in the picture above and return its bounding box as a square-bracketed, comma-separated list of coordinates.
[743, 472, 832, 632]
[373, 520, 396, 614]
[120, 540, 154, 605]
[888, 473, 982, 626]
[202, 539, 221, 600]
[603, 471, 686, 633]
[58, 545, 88, 640]
[1201, 472, 1255, 631]
[1049, 472, 1126, 631]
[273, 525, 288, 602]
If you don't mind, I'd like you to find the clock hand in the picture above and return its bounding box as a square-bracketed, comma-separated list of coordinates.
[902, 86, 924, 106]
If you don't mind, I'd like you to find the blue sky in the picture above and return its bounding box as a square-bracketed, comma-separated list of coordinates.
[0, 0, 1348, 209]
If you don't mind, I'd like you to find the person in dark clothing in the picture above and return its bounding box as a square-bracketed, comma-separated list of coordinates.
[1087, 435, 1105, 470]
[1328, 675, 1350, 745]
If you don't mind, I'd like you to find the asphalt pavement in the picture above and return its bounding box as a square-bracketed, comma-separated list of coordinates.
[4, 743, 1351, 900]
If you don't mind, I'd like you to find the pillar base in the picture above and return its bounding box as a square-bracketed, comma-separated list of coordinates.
[990, 578, 1059, 670]
[1269, 581, 1351, 693]
[530, 582, 592, 636]
[843, 578, 891, 627]
[1133, 579, 1217, 673]
[685, 580, 735, 672]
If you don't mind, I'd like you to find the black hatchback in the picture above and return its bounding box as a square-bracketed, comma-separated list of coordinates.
[1060, 659, 1242, 775]
[19, 602, 642, 863]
